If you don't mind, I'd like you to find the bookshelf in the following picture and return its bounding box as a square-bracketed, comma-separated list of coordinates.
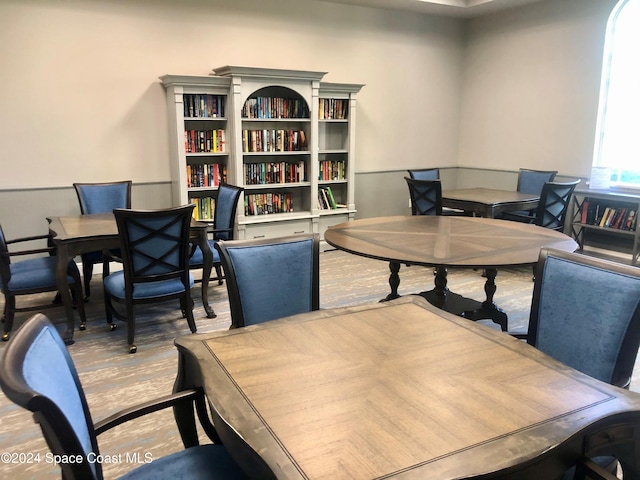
[570, 188, 640, 265]
[162, 67, 363, 240]
[317, 82, 363, 236]
[160, 75, 231, 221]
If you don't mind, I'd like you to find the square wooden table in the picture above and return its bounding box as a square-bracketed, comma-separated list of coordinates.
[174, 296, 640, 479]
[442, 187, 539, 218]
[47, 213, 214, 344]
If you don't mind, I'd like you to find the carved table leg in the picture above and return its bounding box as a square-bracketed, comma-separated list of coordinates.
[382, 261, 401, 301]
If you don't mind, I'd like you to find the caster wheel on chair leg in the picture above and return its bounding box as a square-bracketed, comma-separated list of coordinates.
[79, 322, 86, 331]
[2, 332, 9, 342]
[128, 344, 137, 354]
[109, 323, 117, 331]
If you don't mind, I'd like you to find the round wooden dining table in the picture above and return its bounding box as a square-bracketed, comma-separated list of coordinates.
[324, 215, 578, 331]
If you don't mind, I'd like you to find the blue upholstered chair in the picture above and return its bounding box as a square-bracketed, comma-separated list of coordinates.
[103, 205, 196, 353]
[516, 248, 640, 479]
[215, 233, 320, 328]
[74, 181, 132, 301]
[405, 177, 442, 216]
[0, 313, 249, 480]
[189, 184, 243, 290]
[0, 224, 86, 341]
[502, 169, 558, 218]
[502, 180, 579, 232]
[407, 168, 440, 180]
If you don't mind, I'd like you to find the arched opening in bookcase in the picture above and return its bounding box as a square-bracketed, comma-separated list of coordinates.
[241, 86, 310, 119]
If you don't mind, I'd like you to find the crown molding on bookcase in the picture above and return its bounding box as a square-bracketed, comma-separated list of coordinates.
[212, 66, 327, 82]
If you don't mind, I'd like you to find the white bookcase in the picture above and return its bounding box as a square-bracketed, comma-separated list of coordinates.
[161, 67, 363, 240]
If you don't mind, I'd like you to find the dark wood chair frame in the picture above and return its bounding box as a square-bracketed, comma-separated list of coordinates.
[103, 204, 196, 353]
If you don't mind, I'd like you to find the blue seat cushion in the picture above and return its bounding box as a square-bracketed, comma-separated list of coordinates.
[189, 241, 221, 267]
[1, 257, 78, 292]
[104, 271, 194, 300]
[118, 444, 247, 480]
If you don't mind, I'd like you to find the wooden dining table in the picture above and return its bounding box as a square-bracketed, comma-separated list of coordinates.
[442, 187, 539, 218]
[173, 296, 640, 479]
[324, 215, 577, 331]
[47, 213, 214, 344]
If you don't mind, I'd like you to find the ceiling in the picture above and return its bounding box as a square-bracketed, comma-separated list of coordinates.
[306, 0, 544, 18]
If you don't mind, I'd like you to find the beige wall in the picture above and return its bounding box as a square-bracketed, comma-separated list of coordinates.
[0, 0, 464, 190]
[459, 0, 616, 177]
[0, 0, 617, 235]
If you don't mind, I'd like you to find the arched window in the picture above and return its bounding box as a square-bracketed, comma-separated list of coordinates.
[593, 0, 640, 187]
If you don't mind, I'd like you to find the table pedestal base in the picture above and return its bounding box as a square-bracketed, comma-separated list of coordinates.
[384, 262, 508, 331]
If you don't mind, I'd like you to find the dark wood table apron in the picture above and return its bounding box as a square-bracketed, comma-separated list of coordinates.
[442, 187, 539, 218]
[48, 213, 214, 344]
[324, 215, 578, 331]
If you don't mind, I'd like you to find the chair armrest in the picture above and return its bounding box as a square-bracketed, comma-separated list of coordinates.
[4, 234, 56, 257]
[94, 388, 206, 436]
[5, 233, 51, 245]
[209, 227, 233, 238]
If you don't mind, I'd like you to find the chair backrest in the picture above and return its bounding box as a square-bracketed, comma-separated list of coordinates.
[215, 234, 320, 328]
[516, 169, 557, 195]
[74, 181, 132, 215]
[113, 205, 195, 289]
[0, 313, 102, 480]
[533, 180, 580, 231]
[405, 177, 443, 216]
[528, 248, 640, 388]
[407, 168, 440, 181]
[213, 184, 244, 241]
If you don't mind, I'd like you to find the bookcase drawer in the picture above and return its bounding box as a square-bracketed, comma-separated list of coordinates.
[243, 219, 312, 240]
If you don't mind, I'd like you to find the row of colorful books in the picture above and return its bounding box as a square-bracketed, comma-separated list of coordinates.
[244, 193, 293, 216]
[191, 197, 215, 221]
[242, 129, 307, 153]
[319, 99, 349, 120]
[580, 198, 637, 231]
[242, 96, 308, 119]
[244, 161, 306, 185]
[184, 94, 225, 119]
[185, 130, 226, 153]
[319, 160, 346, 181]
[186, 164, 227, 188]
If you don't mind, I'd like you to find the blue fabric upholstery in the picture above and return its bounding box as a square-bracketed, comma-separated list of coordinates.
[76, 182, 131, 215]
[1, 257, 77, 291]
[23, 326, 98, 478]
[517, 169, 557, 195]
[229, 240, 314, 324]
[214, 185, 241, 241]
[219, 235, 319, 327]
[104, 271, 194, 299]
[534, 253, 640, 384]
[405, 177, 442, 216]
[118, 444, 246, 480]
[189, 241, 221, 266]
[408, 168, 440, 180]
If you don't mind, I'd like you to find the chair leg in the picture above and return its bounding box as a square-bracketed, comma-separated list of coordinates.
[126, 302, 136, 354]
[2, 295, 15, 341]
[82, 261, 93, 302]
[104, 289, 117, 332]
[183, 294, 197, 334]
[214, 265, 224, 285]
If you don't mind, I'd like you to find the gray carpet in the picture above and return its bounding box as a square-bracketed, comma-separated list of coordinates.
[0, 249, 624, 479]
